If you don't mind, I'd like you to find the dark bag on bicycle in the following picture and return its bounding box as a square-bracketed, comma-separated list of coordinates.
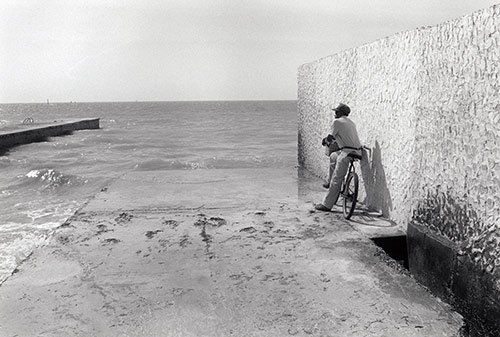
[322, 135, 340, 156]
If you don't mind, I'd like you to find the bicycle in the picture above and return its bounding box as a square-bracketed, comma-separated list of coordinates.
[340, 152, 362, 220]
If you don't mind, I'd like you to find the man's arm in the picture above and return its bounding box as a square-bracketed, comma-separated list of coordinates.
[330, 119, 340, 138]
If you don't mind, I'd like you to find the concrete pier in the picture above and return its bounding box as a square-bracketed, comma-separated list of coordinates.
[0, 118, 100, 151]
[0, 168, 464, 336]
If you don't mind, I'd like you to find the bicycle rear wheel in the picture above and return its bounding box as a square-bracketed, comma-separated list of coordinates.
[342, 172, 358, 219]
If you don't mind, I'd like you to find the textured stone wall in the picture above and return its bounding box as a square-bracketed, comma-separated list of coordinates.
[298, 49, 357, 181]
[298, 31, 422, 225]
[298, 4, 500, 275]
[412, 6, 500, 273]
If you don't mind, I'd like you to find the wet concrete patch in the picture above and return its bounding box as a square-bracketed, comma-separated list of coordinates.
[240, 226, 257, 234]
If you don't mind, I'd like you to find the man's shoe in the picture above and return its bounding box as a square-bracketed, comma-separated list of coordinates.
[322, 182, 330, 189]
[314, 204, 331, 212]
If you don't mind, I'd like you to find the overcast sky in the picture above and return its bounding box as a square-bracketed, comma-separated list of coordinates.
[1, 0, 499, 103]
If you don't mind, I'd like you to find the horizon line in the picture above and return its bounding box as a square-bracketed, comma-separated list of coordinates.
[0, 98, 298, 105]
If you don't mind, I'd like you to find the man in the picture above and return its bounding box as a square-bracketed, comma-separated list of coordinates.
[315, 103, 362, 212]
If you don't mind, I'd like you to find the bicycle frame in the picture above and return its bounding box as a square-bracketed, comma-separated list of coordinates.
[341, 156, 360, 219]
[341, 158, 356, 194]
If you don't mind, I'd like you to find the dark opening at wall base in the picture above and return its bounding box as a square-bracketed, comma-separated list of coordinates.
[371, 235, 409, 270]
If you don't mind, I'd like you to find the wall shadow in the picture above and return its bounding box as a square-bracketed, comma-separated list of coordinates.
[349, 213, 398, 229]
[359, 140, 392, 217]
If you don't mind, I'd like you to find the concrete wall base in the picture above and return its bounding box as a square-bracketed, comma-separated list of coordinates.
[408, 222, 500, 337]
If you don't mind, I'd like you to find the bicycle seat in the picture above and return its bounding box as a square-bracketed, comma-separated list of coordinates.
[347, 153, 362, 160]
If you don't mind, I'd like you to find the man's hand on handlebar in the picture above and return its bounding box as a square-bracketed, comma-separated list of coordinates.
[322, 134, 335, 146]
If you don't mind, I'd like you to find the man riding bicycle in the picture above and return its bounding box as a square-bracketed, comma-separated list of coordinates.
[315, 103, 362, 212]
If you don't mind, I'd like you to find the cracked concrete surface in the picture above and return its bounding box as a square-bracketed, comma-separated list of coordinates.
[0, 168, 463, 336]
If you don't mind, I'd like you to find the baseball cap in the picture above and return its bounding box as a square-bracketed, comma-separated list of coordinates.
[332, 103, 351, 115]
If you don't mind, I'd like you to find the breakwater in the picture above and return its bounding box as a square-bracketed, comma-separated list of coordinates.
[0, 118, 100, 151]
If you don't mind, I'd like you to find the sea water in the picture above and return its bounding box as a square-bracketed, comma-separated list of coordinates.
[0, 100, 298, 283]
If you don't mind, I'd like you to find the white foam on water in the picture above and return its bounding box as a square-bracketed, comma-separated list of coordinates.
[0, 206, 80, 283]
[0, 229, 53, 284]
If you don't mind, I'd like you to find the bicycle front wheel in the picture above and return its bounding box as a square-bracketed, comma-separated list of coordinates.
[342, 172, 358, 219]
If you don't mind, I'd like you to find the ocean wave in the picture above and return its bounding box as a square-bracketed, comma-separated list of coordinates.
[22, 168, 89, 191]
[132, 155, 294, 172]
[134, 159, 209, 171]
[203, 156, 291, 169]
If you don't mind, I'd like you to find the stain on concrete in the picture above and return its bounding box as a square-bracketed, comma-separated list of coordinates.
[208, 217, 227, 227]
[115, 212, 133, 223]
[229, 272, 253, 286]
[96, 224, 113, 235]
[171, 288, 193, 296]
[102, 238, 121, 245]
[240, 227, 257, 234]
[195, 217, 217, 259]
[56, 235, 71, 245]
[194, 216, 227, 228]
[299, 226, 324, 240]
[179, 234, 191, 248]
[162, 219, 178, 229]
[145, 230, 163, 239]
[263, 220, 275, 229]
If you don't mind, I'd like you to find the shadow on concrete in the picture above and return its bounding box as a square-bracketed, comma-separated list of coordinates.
[328, 203, 404, 237]
[349, 213, 398, 229]
[359, 140, 392, 217]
